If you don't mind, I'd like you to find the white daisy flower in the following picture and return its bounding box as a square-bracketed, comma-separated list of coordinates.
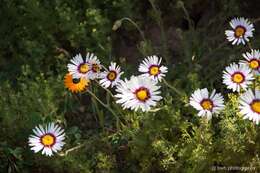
[189, 88, 225, 120]
[28, 123, 65, 157]
[99, 62, 123, 88]
[67, 54, 91, 79]
[85, 52, 102, 80]
[138, 55, 168, 82]
[240, 49, 260, 75]
[115, 75, 162, 112]
[239, 89, 260, 124]
[225, 17, 254, 45]
[223, 63, 254, 92]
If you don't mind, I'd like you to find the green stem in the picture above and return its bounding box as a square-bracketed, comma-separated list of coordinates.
[101, 65, 109, 71]
[102, 85, 115, 99]
[106, 91, 111, 106]
[58, 143, 85, 156]
[247, 42, 253, 50]
[94, 80, 115, 100]
[90, 86, 102, 125]
[180, 3, 194, 30]
[121, 17, 146, 41]
[253, 76, 256, 90]
[87, 90, 119, 120]
[252, 17, 260, 23]
[95, 80, 125, 116]
[162, 78, 183, 96]
[91, 96, 103, 127]
[148, 0, 169, 64]
[56, 47, 70, 57]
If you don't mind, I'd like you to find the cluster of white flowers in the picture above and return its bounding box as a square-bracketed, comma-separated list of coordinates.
[29, 17, 260, 158]
[115, 56, 167, 112]
[67, 54, 168, 112]
[190, 17, 260, 125]
[28, 55, 168, 156]
[67, 53, 103, 80]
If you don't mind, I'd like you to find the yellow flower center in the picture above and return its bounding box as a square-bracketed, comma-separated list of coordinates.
[79, 64, 89, 73]
[200, 99, 213, 110]
[235, 26, 246, 37]
[232, 72, 244, 84]
[107, 71, 117, 81]
[92, 64, 100, 73]
[149, 65, 160, 76]
[135, 87, 150, 102]
[251, 100, 260, 114]
[41, 134, 55, 146]
[249, 59, 259, 69]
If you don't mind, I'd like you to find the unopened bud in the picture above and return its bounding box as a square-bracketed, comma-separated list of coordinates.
[112, 20, 122, 31]
[176, 1, 184, 8]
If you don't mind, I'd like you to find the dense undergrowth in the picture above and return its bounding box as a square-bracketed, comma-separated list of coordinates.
[1, 0, 260, 172]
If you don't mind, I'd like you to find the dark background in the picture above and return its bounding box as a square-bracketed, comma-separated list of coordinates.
[0, 0, 260, 172]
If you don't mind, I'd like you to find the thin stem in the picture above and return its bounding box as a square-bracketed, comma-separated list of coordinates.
[58, 143, 85, 156]
[247, 42, 253, 50]
[104, 86, 115, 99]
[162, 78, 183, 96]
[56, 47, 70, 57]
[89, 85, 102, 125]
[148, 0, 169, 64]
[121, 17, 146, 41]
[252, 17, 260, 23]
[253, 75, 257, 90]
[94, 80, 115, 99]
[101, 64, 109, 71]
[87, 90, 119, 120]
[87, 90, 109, 108]
[94, 80, 125, 116]
[91, 96, 103, 126]
[182, 8, 193, 29]
[106, 91, 111, 106]
[178, 1, 194, 30]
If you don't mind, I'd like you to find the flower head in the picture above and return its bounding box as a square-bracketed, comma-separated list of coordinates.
[225, 17, 254, 45]
[239, 89, 260, 124]
[138, 55, 168, 82]
[64, 73, 90, 93]
[223, 63, 254, 92]
[28, 123, 65, 156]
[67, 54, 90, 79]
[85, 52, 102, 80]
[190, 88, 225, 119]
[240, 49, 260, 75]
[115, 75, 162, 112]
[99, 62, 123, 88]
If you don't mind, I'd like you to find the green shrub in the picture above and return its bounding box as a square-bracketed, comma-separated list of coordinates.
[1, 0, 260, 173]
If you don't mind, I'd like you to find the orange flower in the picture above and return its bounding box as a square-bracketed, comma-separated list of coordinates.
[64, 73, 90, 93]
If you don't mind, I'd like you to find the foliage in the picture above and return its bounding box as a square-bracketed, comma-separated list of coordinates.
[1, 0, 260, 173]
